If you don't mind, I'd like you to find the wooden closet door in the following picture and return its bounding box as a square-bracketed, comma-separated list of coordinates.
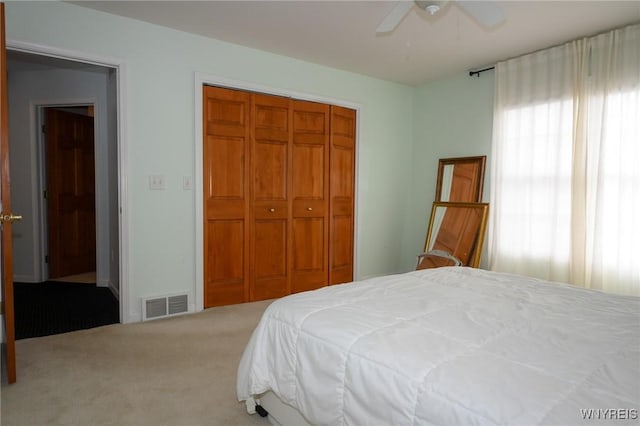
[250, 94, 291, 300]
[291, 100, 330, 293]
[329, 106, 356, 285]
[203, 86, 251, 307]
[46, 109, 96, 279]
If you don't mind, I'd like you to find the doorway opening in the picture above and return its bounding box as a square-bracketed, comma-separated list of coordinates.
[7, 50, 121, 338]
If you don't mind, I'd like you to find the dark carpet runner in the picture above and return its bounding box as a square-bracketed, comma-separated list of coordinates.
[14, 281, 119, 340]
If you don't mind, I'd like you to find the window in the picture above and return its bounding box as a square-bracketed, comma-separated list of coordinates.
[490, 24, 640, 295]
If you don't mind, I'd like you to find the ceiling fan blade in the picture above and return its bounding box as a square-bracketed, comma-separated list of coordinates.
[456, 1, 505, 28]
[376, 1, 414, 34]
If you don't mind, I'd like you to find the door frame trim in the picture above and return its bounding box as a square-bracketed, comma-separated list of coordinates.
[7, 39, 131, 323]
[193, 73, 362, 312]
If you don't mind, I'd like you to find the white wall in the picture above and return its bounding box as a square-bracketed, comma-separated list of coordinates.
[7, 65, 116, 289]
[5, 1, 415, 322]
[401, 71, 495, 271]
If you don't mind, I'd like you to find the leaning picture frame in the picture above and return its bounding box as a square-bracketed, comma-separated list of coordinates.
[421, 201, 489, 268]
[435, 156, 486, 202]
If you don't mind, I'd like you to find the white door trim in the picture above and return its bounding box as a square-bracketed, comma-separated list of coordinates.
[7, 39, 131, 323]
[193, 72, 361, 312]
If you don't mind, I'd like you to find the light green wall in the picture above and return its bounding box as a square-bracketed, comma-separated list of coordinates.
[400, 71, 495, 271]
[6, 1, 415, 321]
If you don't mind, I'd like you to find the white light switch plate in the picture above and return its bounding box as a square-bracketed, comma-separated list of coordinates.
[183, 176, 192, 190]
[149, 175, 166, 190]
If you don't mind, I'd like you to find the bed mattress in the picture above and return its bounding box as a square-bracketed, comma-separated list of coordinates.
[237, 267, 639, 425]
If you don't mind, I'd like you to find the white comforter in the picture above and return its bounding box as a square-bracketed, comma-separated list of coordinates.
[237, 267, 640, 425]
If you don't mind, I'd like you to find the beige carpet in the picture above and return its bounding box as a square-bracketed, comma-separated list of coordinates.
[1, 300, 274, 426]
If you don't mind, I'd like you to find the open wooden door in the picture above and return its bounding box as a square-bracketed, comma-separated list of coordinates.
[46, 108, 96, 279]
[1, 1, 19, 384]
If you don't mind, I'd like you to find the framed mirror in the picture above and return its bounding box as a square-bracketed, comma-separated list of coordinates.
[420, 202, 489, 268]
[436, 156, 486, 202]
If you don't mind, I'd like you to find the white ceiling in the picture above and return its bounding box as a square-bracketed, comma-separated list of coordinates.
[72, 1, 640, 86]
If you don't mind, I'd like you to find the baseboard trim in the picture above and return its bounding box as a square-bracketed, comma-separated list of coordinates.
[97, 279, 110, 288]
[128, 312, 142, 323]
[13, 274, 38, 283]
[107, 281, 120, 300]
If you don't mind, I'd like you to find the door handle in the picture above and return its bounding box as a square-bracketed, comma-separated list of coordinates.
[0, 213, 23, 223]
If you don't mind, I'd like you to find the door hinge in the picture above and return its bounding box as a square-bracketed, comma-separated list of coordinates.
[41, 124, 46, 134]
[0, 300, 4, 315]
[43, 189, 48, 199]
[45, 255, 49, 263]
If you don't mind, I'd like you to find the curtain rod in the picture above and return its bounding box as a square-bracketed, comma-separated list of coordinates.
[468, 22, 638, 79]
[469, 66, 495, 78]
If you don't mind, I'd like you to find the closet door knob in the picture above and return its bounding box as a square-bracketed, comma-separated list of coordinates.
[269, 208, 275, 212]
[307, 207, 313, 211]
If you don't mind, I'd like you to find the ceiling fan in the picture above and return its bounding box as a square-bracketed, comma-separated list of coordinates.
[376, 1, 505, 34]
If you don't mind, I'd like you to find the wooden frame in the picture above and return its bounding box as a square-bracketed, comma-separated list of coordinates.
[435, 156, 486, 202]
[423, 202, 489, 268]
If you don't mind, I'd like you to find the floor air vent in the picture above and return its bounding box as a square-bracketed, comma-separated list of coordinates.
[142, 293, 189, 321]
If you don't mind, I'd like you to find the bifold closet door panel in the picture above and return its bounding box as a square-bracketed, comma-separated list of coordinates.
[329, 106, 356, 285]
[291, 100, 330, 293]
[250, 94, 291, 301]
[203, 86, 251, 307]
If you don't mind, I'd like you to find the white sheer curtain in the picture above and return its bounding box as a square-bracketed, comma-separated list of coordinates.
[489, 24, 640, 295]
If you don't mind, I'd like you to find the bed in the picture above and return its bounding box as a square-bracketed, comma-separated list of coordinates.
[237, 267, 640, 425]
